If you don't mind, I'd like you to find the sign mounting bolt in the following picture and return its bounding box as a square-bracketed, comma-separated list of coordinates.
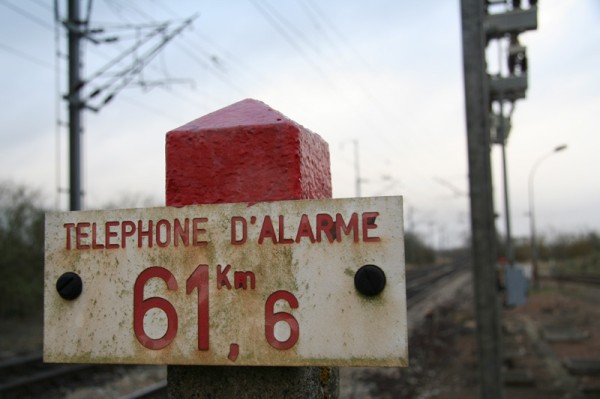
[56, 272, 83, 300]
[354, 265, 386, 297]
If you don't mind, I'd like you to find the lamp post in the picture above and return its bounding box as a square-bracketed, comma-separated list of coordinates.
[528, 144, 567, 285]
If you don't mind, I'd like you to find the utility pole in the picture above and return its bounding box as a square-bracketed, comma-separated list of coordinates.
[462, 0, 538, 396]
[60, 0, 195, 211]
[67, 0, 83, 211]
[460, 1, 503, 398]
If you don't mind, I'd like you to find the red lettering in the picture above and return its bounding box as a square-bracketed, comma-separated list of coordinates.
[335, 213, 359, 242]
[217, 264, 232, 290]
[316, 214, 335, 243]
[234, 271, 256, 290]
[362, 212, 381, 242]
[192, 218, 208, 247]
[186, 264, 210, 351]
[174, 218, 189, 247]
[156, 219, 171, 247]
[228, 344, 239, 361]
[64, 223, 75, 250]
[105, 221, 119, 249]
[76, 222, 90, 249]
[265, 291, 299, 350]
[278, 215, 294, 244]
[121, 221, 136, 248]
[137, 220, 153, 248]
[295, 214, 315, 243]
[231, 216, 247, 245]
[258, 216, 277, 244]
[133, 267, 178, 350]
[91, 222, 105, 249]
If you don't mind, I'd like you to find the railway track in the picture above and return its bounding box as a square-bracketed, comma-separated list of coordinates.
[1, 262, 465, 399]
[0, 353, 163, 399]
[406, 262, 464, 307]
[0, 353, 94, 398]
[547, 273, 600, 285]
[119, 381, 167, 399]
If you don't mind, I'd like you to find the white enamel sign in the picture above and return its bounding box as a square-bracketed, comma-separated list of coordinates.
[44, 196, 407, 367]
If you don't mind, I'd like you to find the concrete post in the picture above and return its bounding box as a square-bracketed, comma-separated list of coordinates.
[165, 98, 338, 398]
[460, 1, 504, 397]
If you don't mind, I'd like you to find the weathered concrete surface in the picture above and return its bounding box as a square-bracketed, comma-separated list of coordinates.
[167, 366, 334, 399]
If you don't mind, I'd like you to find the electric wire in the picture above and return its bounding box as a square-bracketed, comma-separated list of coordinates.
[171, 41, 248, 97]
[246, 0, 411, 168]
[98, 2, 250, 105]
[0, 1, 475, 242]
[83, 30, 219, 114]
[0, 42, 54, 70]
[124, 2, 444, 195]
[118, 95, 183, 123]
[0, 0, 54, 31]
[302, 0, 379, 77]
[116, 0, 253, 96]
[147, 1, 273, 92]
[28, 0, 53, 12]
[296, 0, 443, 177]
[248, 0, 332, 83]
[111, 0, 155, 22]
[89, 16, 196, 110]
[301, 4, 393, 112]
[299, 0, 400, 121]
[80, 23, 169, 95]
[23, 2, 452, 202]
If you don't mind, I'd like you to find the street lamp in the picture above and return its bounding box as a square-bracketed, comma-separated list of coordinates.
[528, 144, 567, 285]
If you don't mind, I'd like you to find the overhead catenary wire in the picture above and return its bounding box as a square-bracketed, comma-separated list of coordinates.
[15, 1, 454, 204]
[248, 0, 333, 84]
[148, 0, 272, 90]
[0, 42, 54, 70]
[135, 4, 443, 190]
[87, 16, 197, 110]
[0, 1, 487, 248]
[97, 2, 247, 107]
[76, 23, 169, 95]
[247, 0, 442, 187]
[28, 0, 53, 12]
[297, 0, 453, 181]
[247, 1, 395, 142]
[0, 0, 55, 31]
[55, 1, 200, 209]
[298, 0, 406, 124]
[100, 0, 322, 116]
[83, 36, 222, 113]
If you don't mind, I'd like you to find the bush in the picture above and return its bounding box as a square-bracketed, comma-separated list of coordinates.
[0, 182, 45, 318]
[405, 231, 435, 265]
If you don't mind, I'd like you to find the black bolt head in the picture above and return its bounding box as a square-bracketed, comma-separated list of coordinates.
[354, 264, 386, 297]
[56, 272, 83, 300]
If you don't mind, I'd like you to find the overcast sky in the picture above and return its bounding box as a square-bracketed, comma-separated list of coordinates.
[0, 1, 598, 248]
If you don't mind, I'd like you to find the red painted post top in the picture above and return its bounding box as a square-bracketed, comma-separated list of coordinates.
[166, 98, 332, 206]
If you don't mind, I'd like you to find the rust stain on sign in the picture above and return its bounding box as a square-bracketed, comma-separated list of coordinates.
[44, 197, 407, 367]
